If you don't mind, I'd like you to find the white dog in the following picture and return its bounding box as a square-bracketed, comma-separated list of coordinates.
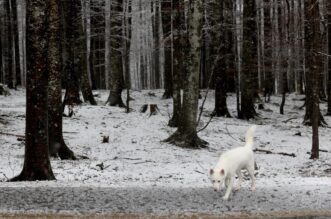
[209, 125, 256, 200]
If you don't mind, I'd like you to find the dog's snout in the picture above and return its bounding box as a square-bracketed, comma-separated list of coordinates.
[214, 188, 218, 192]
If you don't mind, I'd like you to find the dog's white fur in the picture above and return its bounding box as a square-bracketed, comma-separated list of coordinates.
[209, 125, 256, 200]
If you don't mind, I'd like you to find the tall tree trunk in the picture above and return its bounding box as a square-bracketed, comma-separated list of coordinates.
[11, 0, 55, 181]
[153, 0, 161, 88]
[239, 0, 258, 120]
[61, 0, 82, 111]
[303, 0, 326, 126]
[263, 0, 273, 102]
[4, 0, 14, 88]
[10, 0, 20, 88]
[161, 0, 173, 99]
[305, 0, 322, 159]
[106, 0, 125, 107]
[327, 0, 331, 116]
[77, 1, 96, 106]
[280, 0, 289, 115]
[165, 0, 207, 148]
[168, 0, 183, 127]
[123, 0, 131, 113]
[212, 0, 231, 117]
[48, 0, 76, 160]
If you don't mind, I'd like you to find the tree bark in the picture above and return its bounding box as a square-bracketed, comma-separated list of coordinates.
[279, 0, 288, 115]
[48, 0, 76, 160]
[4, 0, 14, 88]
[161, 0, 173, 99]
[165, 0, 207, 148]
[106, 0, 125, 107]
[239, 0, 258, 120]
[77, 0, 97, 106]
[211, 0, 231, 117]
[303, 0, 326, 126]
[304, 0, 322, 159]
[11, 0, 55, 181]
[61, 0, 83, 110]
[168, 0, 183, 127]
[327, 0, 331, 116]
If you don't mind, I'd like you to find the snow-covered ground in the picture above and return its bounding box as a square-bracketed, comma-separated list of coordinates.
[0, 89, 331, 217]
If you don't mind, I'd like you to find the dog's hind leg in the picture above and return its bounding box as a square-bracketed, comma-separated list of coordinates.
[223, 177, 234, 200]
[234, 170, 243, 191]
[247, 163, 256, 191]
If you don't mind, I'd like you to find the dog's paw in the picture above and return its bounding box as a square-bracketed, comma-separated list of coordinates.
[222, 196, 229, 201]
[251, 186, 256, 192]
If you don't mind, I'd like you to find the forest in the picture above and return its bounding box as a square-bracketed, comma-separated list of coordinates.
[0, 0, 331, 217]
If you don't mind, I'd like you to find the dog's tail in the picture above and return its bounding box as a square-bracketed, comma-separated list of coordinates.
[245, 125, 256, 149]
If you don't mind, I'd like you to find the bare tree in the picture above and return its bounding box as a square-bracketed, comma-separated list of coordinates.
[48, 0, 76, 160]
[304, 0, 322, 159]
[106, 0, 125, 107]
[11, 0, 55, 181]
[238, 0, 258, 120]
[165, 0, 207, 148]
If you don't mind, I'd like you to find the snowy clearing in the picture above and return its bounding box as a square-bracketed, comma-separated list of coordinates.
[0, 89, 331, 217]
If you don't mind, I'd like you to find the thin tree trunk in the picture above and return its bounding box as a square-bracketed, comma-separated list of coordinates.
[78, 0, 97, 106]
[168, 0, 183, 127]
[4, 0, 14, 89]
[161, 0, 173, 99]
[327, 0, 331, 115]
[280, 0, 289, 115]
[305, 0, 322, 159]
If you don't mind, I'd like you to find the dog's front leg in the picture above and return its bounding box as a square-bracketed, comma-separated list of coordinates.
[222, 177, 234, 200]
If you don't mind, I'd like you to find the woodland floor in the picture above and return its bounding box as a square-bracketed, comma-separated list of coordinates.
[0, 89, 331, 218]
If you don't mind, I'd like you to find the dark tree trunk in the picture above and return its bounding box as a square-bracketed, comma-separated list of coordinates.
[161, 0, 173, 98]
[212, 0, 231, 118]
[153, 0, 161, 88]
[48, 0, 76, 160]
[165, 0, 207, 149]
[239, 0, 258, 120]
[168, 0, 183, 127]
[11, 0, 55, 181]
[106, 0, 125, 107]
[4, 0, 14, 89]
[123, 0, 131, 113]
[61, 0, 82, 110]
[327, 1, 331, 116]
[305, 0, 322, 159]
[263, 0, 273, 103]
[279, 2, 288, 115]
[11, 0, 20, 88]
[78, 1, 97, 106]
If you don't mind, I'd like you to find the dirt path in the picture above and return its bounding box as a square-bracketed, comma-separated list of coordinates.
[0, 186, 330, 218]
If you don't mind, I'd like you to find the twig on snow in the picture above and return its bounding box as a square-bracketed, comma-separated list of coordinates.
[0, 132, 24, 138]
[283, 117, 297, 123]
[253, 148, 296, 157]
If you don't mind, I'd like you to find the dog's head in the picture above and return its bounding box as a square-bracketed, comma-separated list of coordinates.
[209, 168, 226, 191]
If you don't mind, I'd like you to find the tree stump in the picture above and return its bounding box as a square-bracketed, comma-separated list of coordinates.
[140, 104, 160, 117]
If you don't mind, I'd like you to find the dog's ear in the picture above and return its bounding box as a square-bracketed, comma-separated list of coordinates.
[209, 169, 214, 175]
[220, 169, 225, 175]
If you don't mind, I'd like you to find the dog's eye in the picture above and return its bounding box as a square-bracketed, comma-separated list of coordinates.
[218, 181, 221, 183]
[212, 180, 215, 183]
